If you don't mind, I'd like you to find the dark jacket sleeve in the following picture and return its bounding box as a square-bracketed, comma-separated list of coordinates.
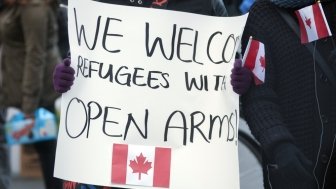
[241, 1, 294, 152]
[212, 0, 228, 16]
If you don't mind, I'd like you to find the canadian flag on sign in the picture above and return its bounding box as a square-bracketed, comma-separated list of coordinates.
[112, 143, 171, 188]
[295, 2, 332, 44]
[243, 37, 266, 85]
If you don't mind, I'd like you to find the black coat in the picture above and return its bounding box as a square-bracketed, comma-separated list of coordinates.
[241, 0, 336, 189]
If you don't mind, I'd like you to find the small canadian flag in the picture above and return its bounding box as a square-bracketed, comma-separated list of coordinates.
[295, 2, 332, 44]
[112, 143, 171, 188]
[243, 37, 266, 85]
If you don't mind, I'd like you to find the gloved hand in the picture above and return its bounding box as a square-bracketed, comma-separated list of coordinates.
[53, 57, 75, 93]
[230, 59, 252, 95]
[270, 142, 314, 182]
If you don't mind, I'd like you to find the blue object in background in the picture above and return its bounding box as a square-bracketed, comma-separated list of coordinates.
[80, 184, 97, 189]
[239, 0, 255, 14]
[5, 108, 58, 145]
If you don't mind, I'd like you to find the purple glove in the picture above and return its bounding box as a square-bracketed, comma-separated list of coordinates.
[230, 59, 252, 95]
[53, 58, 75, 93]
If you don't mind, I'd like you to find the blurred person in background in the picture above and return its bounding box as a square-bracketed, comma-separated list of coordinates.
[238, 0, 255, 14]
[56, 0, 68, 59]
[0, 0, 62, 188]
[0, 2, 11, 188]
[223, 0, 243, 16]
[223, 0, 255, 16]
[0, 41, 10, 189]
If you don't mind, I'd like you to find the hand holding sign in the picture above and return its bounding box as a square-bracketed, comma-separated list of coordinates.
[242, 36, 266, 85]
[230, 59, 252, 95]
[53, 57, 75, 93]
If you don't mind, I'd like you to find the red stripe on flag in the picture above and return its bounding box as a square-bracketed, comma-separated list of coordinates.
[312, 3, 330, 39]
[153, 147, 171, 188]
[244, 39, 260, 70]
[254, 75, 263, 86]
[112, 144, 128, 184]
[295, 11, 309, 44]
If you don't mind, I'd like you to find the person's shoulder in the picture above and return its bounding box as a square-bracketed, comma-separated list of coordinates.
[242, 0, 280, 42]
[249, 0, 278, 13]
[252, 0, 277, 8]
[247, 0, 281, 21]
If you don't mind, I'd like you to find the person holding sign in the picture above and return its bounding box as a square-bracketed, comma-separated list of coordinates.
[54, 1, 239, 189]
[237, 0, 336, 188]
[0, 0, 62, 188]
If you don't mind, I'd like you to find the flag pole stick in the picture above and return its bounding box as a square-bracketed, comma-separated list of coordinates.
[242, 36, 253, 67]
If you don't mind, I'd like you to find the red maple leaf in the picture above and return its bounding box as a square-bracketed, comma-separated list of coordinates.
[304, 16, 312, 29]
[259, 56, 265, 72]
[129, 153, 152, 180]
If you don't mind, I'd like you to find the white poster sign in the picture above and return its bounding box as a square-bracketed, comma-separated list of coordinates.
[55, 0, 248, 188]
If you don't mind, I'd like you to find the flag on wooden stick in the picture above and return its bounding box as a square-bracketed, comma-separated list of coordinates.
[295, 2, 332, 44]
[243, 37, 266, 85]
